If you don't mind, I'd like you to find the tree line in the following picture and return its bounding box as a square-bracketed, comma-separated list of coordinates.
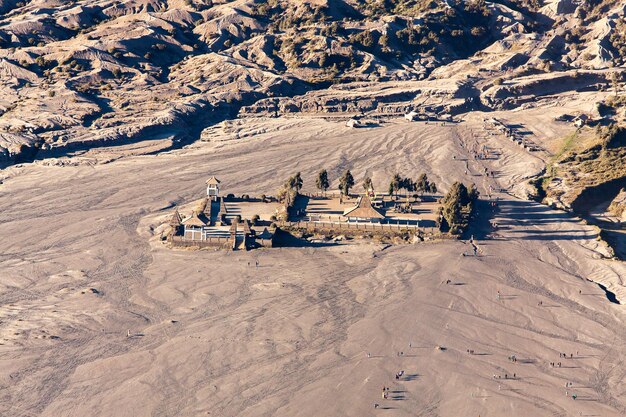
[388, 173, 437, 197]
[314, 170, 438, 198]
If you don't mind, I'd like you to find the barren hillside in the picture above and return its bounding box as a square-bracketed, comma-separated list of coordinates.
[1, 0, 626, 164]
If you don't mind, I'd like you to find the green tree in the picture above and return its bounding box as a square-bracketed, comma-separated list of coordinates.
[439, 182, 478, 232]
[363, 176, 373, 192]
[611, 71, 621, 96]
[416, 173, 430, 194]
[444, 182, 469, 206]
[402, 177, 414, 194]
[316, 169, 330, 194]
[442, 199, 463, 230]
[391, 173, 402, 198]
[339, 170, 355, 196]
[293, 172, 303, 191]
[278, 173, 302, 207]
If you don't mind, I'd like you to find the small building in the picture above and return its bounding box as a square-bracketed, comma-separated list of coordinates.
[405, 111, 419, 121]
[346, 118, 361, 128]
[573, 114, 589, 128]
[182, 211, 207, 240]
[206, 176, 221, 199]
[343, 194, 385, 223]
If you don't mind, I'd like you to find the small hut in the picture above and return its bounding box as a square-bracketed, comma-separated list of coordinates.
[405, 111, 419, 121]
[343, 194, 385, 223]
[206, 176, 221, 199]
[573, 114, 589, 128]
[346, 118, 361, 128]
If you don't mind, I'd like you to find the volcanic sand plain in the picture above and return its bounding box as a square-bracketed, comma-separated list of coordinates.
[0, 117, 625, 417]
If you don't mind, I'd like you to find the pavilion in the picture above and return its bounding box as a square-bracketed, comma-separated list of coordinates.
[343, 194, 385, 223]
[182, 211, 207, 240]
[206, 176, 221, 199]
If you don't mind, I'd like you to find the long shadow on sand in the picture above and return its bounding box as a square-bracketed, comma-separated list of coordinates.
[469, 198, 599, 243]
[273, 230, 339, 248]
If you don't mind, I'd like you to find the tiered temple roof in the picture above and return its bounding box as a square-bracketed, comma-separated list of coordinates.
[343, 194, 385, 219]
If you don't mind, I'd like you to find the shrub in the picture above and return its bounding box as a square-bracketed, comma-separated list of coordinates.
[470, 27, 486, 37]
[348, 30, 374, 49]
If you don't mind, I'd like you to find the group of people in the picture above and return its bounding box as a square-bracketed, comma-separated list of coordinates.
[492, 373, 516, 379]
[550, 352, 576, 367]
[374, 386, 391, 408]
